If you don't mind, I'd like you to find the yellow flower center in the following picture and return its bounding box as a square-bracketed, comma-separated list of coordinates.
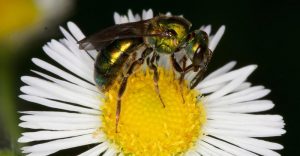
[100, 68, 206, 156]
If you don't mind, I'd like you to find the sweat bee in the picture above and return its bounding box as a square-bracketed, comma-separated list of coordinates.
[79, 15, 212, 132]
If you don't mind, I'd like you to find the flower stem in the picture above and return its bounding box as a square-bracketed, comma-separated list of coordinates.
[0, 46, 21, 155]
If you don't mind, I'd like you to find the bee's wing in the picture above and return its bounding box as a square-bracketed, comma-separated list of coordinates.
[78, 19, 159, 50]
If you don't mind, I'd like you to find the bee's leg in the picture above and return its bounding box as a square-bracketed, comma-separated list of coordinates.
[191, 30, 209, 72]
[171, 54, 196, 103]
[155, 54, 160, 64]
[171, 54, 183, 72]
[149, 52, 165, 108]
[115, 48, 152, 133]
[190, 52, 212, 89]
[190, 68, 206, 89]
[116, 59, 143, 133]
[170, 54, 186, 103]
[190, 30, 213, 88]
[170, 54, 194, 76]
[179, 56, 187, 103]
[124, 52, 137, 69]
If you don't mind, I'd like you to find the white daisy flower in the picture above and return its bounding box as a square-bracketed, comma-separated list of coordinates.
[19, 9, 285, 156]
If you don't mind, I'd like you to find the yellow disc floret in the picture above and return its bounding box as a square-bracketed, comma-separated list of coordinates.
[100, 67, 206, 156]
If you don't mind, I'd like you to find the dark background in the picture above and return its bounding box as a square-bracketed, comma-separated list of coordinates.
[2, 0, 299, 155]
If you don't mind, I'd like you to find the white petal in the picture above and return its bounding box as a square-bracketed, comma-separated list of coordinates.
[194, 144, 212, 156]
[198, 65, 256, 89]
[48, 39, 92, 74]
[114, 12, 121, 24]
[221, 136, 284, 150]
[199, 82, 226, 94]
[42, 45, 94, 83]
[214, 86, 264, 101]
[59, 26, 77, 43]
[102, 147, 117, 156]
[59, 38, 94, 69]
[22, 134, 101, 154]
[216, 136, 281, 156]
[205, 65, 257, 101]
[21, 86, 57, 100]
[207, 89, 270, 107]
[205, 126, 286, 138]
[202, 136, 257, 156]
[204, 127, 286, 137]
[78, 142, 109, 156]
[19, 111, 98, 118]
[207, 112, 283, 122]
[32, 58, 97, 91]
[21, 76, 100, 109]
[201, 82, 251, 94]
[134, 14, 141, 21]
[20, 114, 98, 123]
[119, 15, 129, 24]
[185, 150, 200, 156]
[26, 151, 56, 156]
[232, 82, 252, 92]
[206, 100, 275, 113]
[157, 54, 171, 69]
[209, 25, 225, 51]
[127, 9, 136, 22]
[206, 118, 284, 129]
[142, 9, 153, 20]
[67, 21, 86, 41]
[19, 121, 99, 130]
[67, 21, 98, 58]
[19, 111, 100, 130]
[19, 95, 100, 114]
[19, 129, 94, 143]
[21, 85, 99, 109]
[203, 61, 237, 81]
[31, 70, 100, 97]
[58, 26, 94, 68]
[204, 121, 285, 136]
[201, 25, 211, 36]
[205, 112, 286, 137]
[197, 140, 234, 156]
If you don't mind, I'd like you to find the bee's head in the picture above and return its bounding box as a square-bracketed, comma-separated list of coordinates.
[184, 30, 209, 60]
[145, 16, 191, 54]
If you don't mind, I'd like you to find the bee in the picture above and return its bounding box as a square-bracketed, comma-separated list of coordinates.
[79, 15, 212, 132]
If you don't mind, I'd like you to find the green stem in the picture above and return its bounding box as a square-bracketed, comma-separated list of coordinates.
[0, 47, 21, 155]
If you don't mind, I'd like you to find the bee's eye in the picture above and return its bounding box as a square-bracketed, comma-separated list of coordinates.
[169, 29, 177, 36]
[164, 29, 177, 37]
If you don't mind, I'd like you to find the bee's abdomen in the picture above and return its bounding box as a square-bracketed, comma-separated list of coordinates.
[94, 39, 141, 91]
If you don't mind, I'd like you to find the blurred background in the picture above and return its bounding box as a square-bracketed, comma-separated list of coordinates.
[0, 0, 298, 155]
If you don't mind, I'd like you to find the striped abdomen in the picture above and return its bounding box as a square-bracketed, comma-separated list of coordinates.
[94, 39, 142, 91]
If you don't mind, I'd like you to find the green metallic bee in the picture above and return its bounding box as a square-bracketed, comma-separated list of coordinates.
[79, 15, 212, 132]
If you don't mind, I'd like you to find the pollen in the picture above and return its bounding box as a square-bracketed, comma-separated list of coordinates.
[100, 67, 206, 156]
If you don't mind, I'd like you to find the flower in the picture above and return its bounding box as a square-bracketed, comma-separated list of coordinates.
[0, 0, 74, 48]
[18, 9, 285, 156]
